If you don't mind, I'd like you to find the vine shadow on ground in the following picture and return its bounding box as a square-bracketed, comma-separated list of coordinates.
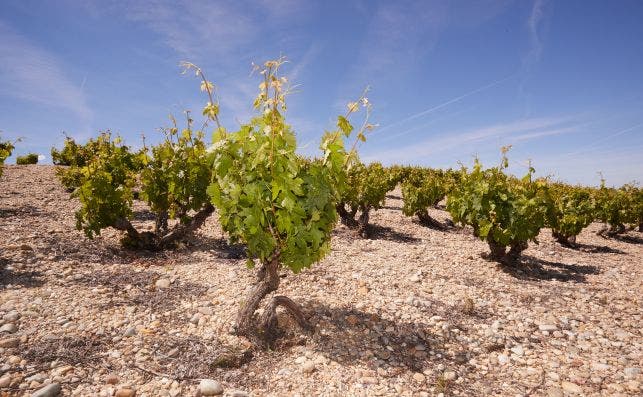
[573, 243, 626, 254]
[300, 301, 481, 395]
[0, 259, 45, 289]
[69, 268, 209, 313]
[500, 256, 600, 283]
[0, 205, 44, 218]
[613, 233, 643, 245]
[366, 224, 421, 243]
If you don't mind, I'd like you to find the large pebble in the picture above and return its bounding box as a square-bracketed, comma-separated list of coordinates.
[31, 383, 61, 397]
[155, 278, 171, 289]
[0, 323, 18, 333]
[198, 379, 223, 396]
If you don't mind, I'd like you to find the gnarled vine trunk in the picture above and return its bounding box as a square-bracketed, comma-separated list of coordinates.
[336, 204, 358, 227]
[234, 252, 310, 347]
[597, 223, 625, 238]
[113, 204, 214, 250]
[486, 239, 527, 266]
[552, 230, 576, 247]
[416, 209, 444, 230]
[357, 207, 370, 238]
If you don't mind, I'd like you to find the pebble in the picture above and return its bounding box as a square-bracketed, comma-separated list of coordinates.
[227, 391, 249, 397]
[105, 374, 119, 384]
[123, 327, 136, 337]
[31, 383, 61, 397]
[498, 354, 509, 364]
[510, 345, 524, 356]
[3, 311, 20, 322]
[624, 367, 640, 378]
[155, 278, 171, 289]
[539, 324, 557, 332]
[302, 361, 316, 374]
[443, 371, 457, 381]
[561, 381, 582, 394]
[198, 379, 223, 396]
[413, 372, 425, 383]
[0, 337, 20, 348]
[114, 388, 136, 397]
[0, 323, 18, 333]
[0, 375, 11, 388]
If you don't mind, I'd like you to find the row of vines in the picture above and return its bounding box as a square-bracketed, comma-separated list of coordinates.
[2, 59, 641, 348]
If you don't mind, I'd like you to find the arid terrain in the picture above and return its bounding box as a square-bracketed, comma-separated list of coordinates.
[0, 165, 641, 397]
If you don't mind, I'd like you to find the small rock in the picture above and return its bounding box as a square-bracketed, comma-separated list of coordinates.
[546, 387, 563, 397]
[114, 388, 136, 397]
[31, 383, 61, 397]
[409, 274, 420, 283]
[123, 327, 136, 337]
[591, 362, 610, 371]
[624, 367, 640, 378]
[198, 379, 223, 396]
[0, 375, 11, 388]
[105, 374, 119, 384]
[198, 307, 213, 316]
[155, 278, 171, 289]
[0, 337, 20, 348]
[413, 372, 426, 383]
[497, 354, 509, 364]
[0, 323, 18, 333]
[3, 311, 20, 322]
[561, 381, 582, 394]
[510, 345, 524, 356]
[302, 361, 316, 374]
[227, 391, 249, 397]
[443, 371, 457, 381]
[539, 324, 557, 332]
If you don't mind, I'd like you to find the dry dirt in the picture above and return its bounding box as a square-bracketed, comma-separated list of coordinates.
[0, 165, 641, 397]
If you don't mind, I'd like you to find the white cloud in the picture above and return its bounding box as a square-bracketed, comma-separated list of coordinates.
[0, 21, 91, 123]
[362, 116, 579, 164]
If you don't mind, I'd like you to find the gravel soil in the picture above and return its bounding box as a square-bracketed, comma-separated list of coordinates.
[0, 165, 641, 397]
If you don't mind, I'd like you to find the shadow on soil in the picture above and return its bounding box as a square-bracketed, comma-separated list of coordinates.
[613, 233, 643, 245]
[573, 243, 627, 254]
[0, 266, 45, 289]
[500, 256, 600, 283]
[292, 301, 479, 394]
[69, 268, 209, 312]
[367, 224, 421, 243]
[0, 205, 44, 218]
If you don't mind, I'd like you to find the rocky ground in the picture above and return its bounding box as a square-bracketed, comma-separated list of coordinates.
[0, 165, 641, 397]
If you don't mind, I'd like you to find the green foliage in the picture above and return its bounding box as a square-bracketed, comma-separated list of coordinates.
[446, 154, 552, 263]
[594, 179, 640, 234]
[52, 134, 125, 192]
[336, 161, 395, 232]
[139, 115, 212, 224]
[0, 138, 15, 178]
[72, 125, 213, 249]
[74, 133, 141, 239]
[204, 58, 370, 272]
[16, 153, 38, 165]
[548, 183, 595, 244]
[401, 168, 447, 218]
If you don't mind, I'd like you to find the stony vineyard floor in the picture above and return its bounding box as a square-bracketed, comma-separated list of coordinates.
[0, 165, 641, 397]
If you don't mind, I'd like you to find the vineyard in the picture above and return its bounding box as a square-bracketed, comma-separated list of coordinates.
[0, 61, 642, 396]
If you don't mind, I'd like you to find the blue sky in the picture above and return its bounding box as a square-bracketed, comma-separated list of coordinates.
[1, 0, 642, 186]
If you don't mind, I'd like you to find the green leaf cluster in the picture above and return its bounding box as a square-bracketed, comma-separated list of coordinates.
[594, 181, 640, 231]
[207, 60, 365, 272]
[16, 153, 38, 165]
[0, 138, 15, 178]
[547, 183, 595, 241]
[338, 162, 395, 217]
[401, 167, 448, 218]
[446, 158, 552, 254]
[74, 133, 141, 238]
[139, 121, 212, 224]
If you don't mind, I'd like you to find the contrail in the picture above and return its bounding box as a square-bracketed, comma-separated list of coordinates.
[373, 71, 517, 136]
[565, 121, 643, 157]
